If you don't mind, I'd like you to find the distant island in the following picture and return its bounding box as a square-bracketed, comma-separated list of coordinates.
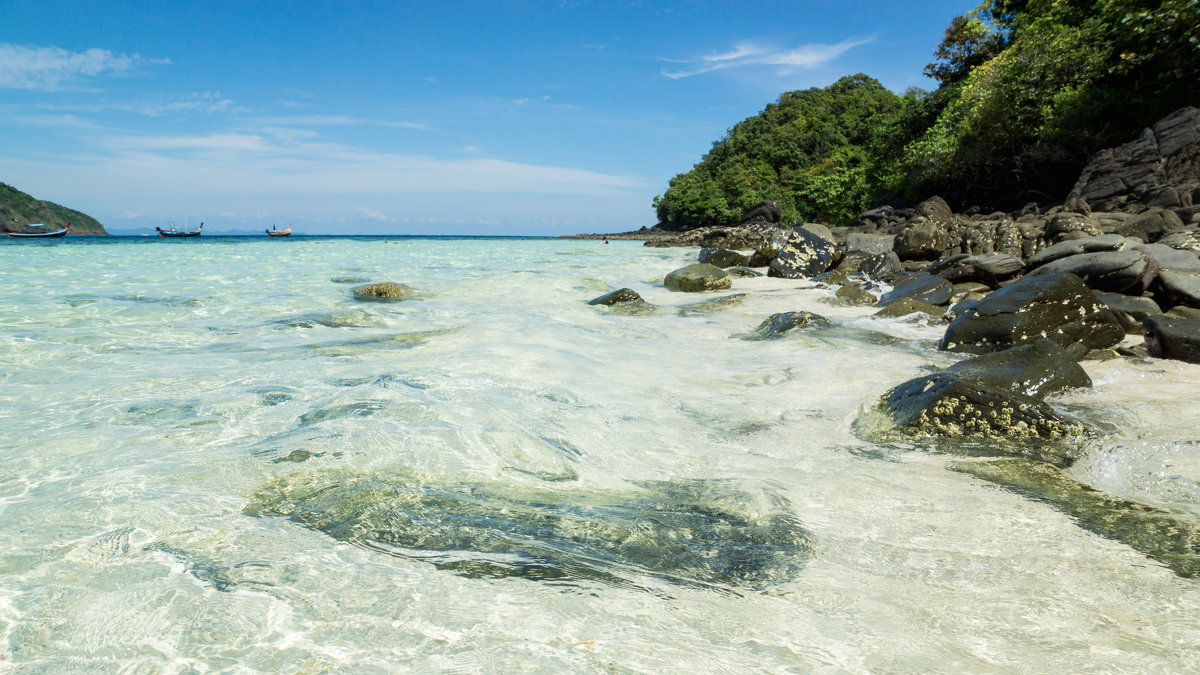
[0, 181, 107, 235]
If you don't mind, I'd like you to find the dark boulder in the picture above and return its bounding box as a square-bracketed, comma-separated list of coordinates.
[858, 251, 902, 283]
[739, 200, 782, 225]
[879, 373, 1086, 439]
[1155, 269, 1200, 308]
[1067, 106, 1200, 213]
[664, 263, 732, 292]
[725, 266, 764, 278]
[1026, 234, 1127, 269]
[742, 311, 831, 340]
[878, 273, 954, 307]
[1143, 315, 1200, 363]
[893, 196, 963, 261]
[941, 273, 1125, 354]
[928, 252, 1023, 286]
[1044, 213, 1104, 243]
[1096, 292, 1162, 332]
[873, 297, 948, 321]
[1115, 208, 1186, 242]
[747, 226, 794, 267]
[1025, 250, 1157, 294]
[698, 247, 751, 268]
[767, 226, 839, 279]
[945, 340, 1092, 400]
[588, 288, 645, 306]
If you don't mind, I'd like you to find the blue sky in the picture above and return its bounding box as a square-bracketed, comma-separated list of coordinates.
[0, 0, 976, 235]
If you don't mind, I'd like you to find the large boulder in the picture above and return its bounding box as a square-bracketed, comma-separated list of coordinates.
[1026, 234, 1127, 268]
[858, 251, 902, 283]
[1025, 250, 1157, 294]
[927, 252, 1023, 287]
[1115, 208, 1186, 242]
[893, 196, 963, 260]
[1155, 269, 1200, 309]
[878, 273, 954, 307]
[663, 263, 732, 292]
[1143, 315, 1200, 363]
[1067, 106, 1200, 213]
[698, 247, 751, 268]
[941, 273, 1125, 354]
[945, 340, 1092, 400]
[767, 226, 839, 279]
[845, 233, 895, 255]
[739, 199, 782, 225]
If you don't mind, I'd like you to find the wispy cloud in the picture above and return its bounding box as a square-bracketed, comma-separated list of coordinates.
[0, 43, 161, 90]
[37, 91, 241, 117]
[661, 38, 871, 79]
[355, 207, 390, 221]
[250, 114, 431, 130]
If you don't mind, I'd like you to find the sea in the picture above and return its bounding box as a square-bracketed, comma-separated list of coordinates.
[2, 235, 1199, 673]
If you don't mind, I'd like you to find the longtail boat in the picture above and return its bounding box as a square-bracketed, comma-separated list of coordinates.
[156, 222, 203, 237]
[4, 221, 70, 238]
[266, 224, 292, 237]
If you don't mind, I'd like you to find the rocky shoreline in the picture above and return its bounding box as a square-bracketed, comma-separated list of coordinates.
[586, 106, 1200, 577]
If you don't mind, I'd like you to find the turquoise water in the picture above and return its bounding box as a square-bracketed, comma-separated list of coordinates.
[2, 236, 1199, 672]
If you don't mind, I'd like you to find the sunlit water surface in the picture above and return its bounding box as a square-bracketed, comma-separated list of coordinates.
[1, 236, 1199, 672]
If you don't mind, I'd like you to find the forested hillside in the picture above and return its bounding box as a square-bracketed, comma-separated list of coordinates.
[654, 0, 1200, 229]
[0, 182, 107, 234]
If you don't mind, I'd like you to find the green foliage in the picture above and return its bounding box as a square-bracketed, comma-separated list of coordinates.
[901, 0, 1200, 204]
[0, 181, 106, 233]
[655, 0, 1200, 223]
[654, 74, 903, 228]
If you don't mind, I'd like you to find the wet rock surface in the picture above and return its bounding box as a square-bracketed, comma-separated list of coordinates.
[941, 273, 1125, 354]
[588, 288, 645, 306]
[742, 311, 831, 340]
[944, 339, 1092, 400]
[952, 459, 1200, 578]
[878, 273, 953, 307]
[245, 469, 813, 589]
[352, 282, 416, 301]
[1143, 314, 1200, 363]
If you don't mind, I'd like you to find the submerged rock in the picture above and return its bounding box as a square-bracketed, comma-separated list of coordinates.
[951, 458, 1200, 578]
[873, 297, 948, 321]
[742, 311, 831, 340]
[244, 469, 812, 589]
[678, 293, 748, 316]
[698, 247, 751, 268]
[352, 282, 416, 301]
[664, 263, 732, 292]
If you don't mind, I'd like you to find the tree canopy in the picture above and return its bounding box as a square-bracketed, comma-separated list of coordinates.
[654, 0, 1200, 228]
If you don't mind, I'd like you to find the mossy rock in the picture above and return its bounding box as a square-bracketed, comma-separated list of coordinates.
[352, 282, 415, 301]
[873, 297, 947, 321]
[951, 458, 1200, 578]
[828, 283, 877, 306]
[663, 263, 732, 292]
[244, 468, 812, 589]
[879, 373, 1087, 441]
[678, 293, 748, 316]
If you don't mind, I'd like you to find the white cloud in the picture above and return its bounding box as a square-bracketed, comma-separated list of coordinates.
[355, 207, 390, 221]
[0, 43, 150, 90]
[250, 114, 431, 130]
[662, 38, 871, 79]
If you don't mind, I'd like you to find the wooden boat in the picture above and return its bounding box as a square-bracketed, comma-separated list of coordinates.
[266, 224, 292, 237]
[4, 222, 70, 238]
[156, 222, 203, 237]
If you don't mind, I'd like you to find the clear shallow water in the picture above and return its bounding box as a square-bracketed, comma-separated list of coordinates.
[1, 235, 1199, 672]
